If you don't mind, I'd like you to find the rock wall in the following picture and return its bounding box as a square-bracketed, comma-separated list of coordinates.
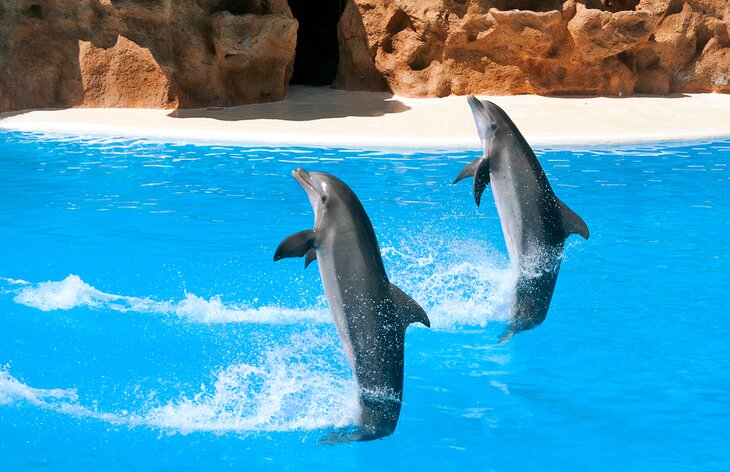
[336, 0, 730, 96]
[0, 0, 298, 111]
[0, 0, 727, 112]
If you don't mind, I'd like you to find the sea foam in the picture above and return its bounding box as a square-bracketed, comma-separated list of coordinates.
[0, 331, 357, 434]
[7, 275, 329, 324]
[145, 331, 358, 434]
[383, 237, 514, 329]
[0, 367, 78, 406]
[0, 238, 513, 434]
[3, 238, 514, 329]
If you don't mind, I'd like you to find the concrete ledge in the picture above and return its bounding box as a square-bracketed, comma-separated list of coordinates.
[1, 87, 729, 150]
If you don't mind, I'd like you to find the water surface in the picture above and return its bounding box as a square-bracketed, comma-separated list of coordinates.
[1, 133, 728, 470]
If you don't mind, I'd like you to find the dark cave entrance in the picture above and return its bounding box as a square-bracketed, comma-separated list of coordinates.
[288, 0, 345, 86]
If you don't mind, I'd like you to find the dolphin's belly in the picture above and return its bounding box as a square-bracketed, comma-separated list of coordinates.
[317, 249, 357, 370]
[316, 247, 387, 356]
[316, 244, 403, 396]
[490, 170, 564, 271]
[491, 177, 522, 264]
[490, 165, 568, 333]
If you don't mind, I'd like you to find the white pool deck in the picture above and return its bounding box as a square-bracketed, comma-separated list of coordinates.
[1, 86, 729, 149]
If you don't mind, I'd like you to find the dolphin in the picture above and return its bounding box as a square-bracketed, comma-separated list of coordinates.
[454, 97, 589, 342]
[274, 168, 430, 441]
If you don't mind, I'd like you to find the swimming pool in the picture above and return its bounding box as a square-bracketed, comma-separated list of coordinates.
[1, 132, 728, 470]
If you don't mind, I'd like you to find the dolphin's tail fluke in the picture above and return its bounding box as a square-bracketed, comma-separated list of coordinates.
[497, 329, 514, 344]
[319, 426, 385, 444]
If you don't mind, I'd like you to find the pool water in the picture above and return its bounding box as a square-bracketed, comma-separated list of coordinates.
[0, 132, 728, 471]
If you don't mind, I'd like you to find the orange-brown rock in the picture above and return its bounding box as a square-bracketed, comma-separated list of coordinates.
[567, 6, 655, 60]
[679, 47, 730, 93]
[79, 36, 175, 108]
[0, 0, 297, 112]
[336, 0, 729, 97]
[0, 0, 728, 112]
[211, 12, 298, 103]
[332, 0, 389, 91]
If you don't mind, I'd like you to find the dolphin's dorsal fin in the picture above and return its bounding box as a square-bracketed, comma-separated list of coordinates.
[389, 283, 430, 328]
[557, 199, 589, 240]
[273, 230, 316, 262]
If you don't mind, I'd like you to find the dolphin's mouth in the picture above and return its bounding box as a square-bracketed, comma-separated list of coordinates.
[292, 168, 321, 209]
[466, 96, 497, 158]
[293, 167, 317, 192]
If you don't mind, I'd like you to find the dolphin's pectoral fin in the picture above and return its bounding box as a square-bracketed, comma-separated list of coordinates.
[304, 248, 317, 269]
[273, 230, 315, 262]
[453, 157, 491, 207]
[389, 283, 430, 328]
[557, 199, 589, 240]
[452, 158, 481, 184]
[472, 158, 491, 207]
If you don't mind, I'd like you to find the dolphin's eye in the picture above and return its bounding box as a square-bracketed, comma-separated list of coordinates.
[321, 195, 327, 203]
[491, 123, 497, 130]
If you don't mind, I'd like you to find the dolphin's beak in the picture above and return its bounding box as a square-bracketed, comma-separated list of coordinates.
[293, 168, 314, 192]
[292, 168, 321, 209]
[466, 96, 496, 157]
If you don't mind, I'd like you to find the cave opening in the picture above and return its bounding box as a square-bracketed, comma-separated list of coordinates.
[288, 0, 346, 86]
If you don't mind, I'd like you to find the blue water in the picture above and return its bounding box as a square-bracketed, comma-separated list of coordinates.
[0, 132, 728, 471]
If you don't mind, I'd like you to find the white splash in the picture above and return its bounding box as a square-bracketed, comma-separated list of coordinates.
[0, 368, 78, 406]
[8, 275, 328, 324]
[383, 238, 514, 329]
[13, 275, 122, 311]
[3, 238, 514, 329]
[0, 332, 358, 434]
[0, 366, 148, 426]
[146, 332, 358, 434]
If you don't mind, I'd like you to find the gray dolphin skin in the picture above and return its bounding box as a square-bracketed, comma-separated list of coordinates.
[454, 96, 589, 342]
[274, 169, 430, 442]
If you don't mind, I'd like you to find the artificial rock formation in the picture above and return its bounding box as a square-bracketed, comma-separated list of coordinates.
[211, 11, 298, 103]
[0, 0, 728, 112]
[0, 0, 297, 111]
[79, 36, 173, 108]
[336, 0, 730, 97]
